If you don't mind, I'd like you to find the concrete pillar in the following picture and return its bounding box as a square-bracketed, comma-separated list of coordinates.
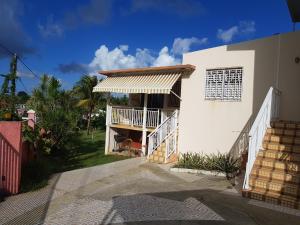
[27, 110, 36, 129]
[142, 94, 148, 155]
[105, 96, 111, 155]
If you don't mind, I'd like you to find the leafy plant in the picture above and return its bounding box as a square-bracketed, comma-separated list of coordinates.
[175, 152, 241, 179]
[73, 75, 105, 134]
[28, 75, 80, 155]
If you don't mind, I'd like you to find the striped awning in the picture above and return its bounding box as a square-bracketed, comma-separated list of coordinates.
[93, 73, 181, 94]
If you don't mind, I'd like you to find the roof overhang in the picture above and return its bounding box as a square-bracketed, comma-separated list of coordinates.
[93, 64, 195, 94]
[286, 0, 300, 23]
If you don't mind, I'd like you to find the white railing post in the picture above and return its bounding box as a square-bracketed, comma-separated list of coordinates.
[243, 87, 281, 190]
[131, 108, 134, 126]
[157, 109, 160, 127]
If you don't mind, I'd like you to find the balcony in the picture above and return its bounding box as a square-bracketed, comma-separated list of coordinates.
[106, 105, 176, 131]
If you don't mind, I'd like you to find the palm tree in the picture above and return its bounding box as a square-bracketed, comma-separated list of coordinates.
[73, 75, 104, 135]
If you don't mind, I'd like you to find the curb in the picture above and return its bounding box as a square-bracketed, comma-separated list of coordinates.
[170, 167, 226, 177]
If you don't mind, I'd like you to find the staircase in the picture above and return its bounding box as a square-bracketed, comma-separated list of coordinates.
[243, 121, 300, 209]
[148, 142, 178, 164]
[147, 110, 179, 164]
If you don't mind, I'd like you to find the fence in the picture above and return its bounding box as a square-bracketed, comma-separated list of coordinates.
[0, 122, 22, 194]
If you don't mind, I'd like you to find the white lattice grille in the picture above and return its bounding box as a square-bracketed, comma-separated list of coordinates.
[205, 67, 243, 101]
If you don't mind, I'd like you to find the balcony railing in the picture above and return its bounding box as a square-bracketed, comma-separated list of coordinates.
[106, 105, 177, 129]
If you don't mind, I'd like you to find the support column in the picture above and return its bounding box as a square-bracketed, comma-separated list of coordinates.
[142, 93, 148, 156]
[105, 94, 111, 155]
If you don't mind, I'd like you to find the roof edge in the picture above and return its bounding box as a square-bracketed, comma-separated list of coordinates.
[98, 64, 195, 76]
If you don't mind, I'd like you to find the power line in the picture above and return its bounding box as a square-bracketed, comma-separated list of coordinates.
[17, 57, 40, 80]
[0, 42, 40, 80]
[18, 78, 29, 93]
[0, 43, 15, 56]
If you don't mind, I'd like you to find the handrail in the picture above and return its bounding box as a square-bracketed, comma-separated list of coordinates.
[243, 87, 281, 190]
[148, 111, 177, 138]
[147, 110, 178, 156]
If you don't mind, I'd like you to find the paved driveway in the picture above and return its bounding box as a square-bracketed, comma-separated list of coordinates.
[0, 158, 299, 225]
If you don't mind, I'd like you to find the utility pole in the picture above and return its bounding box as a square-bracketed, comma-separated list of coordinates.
[0, 53, 18, 115]
[10, 53, 18, 114]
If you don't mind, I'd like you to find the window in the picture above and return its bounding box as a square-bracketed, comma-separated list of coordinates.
[205, 67, 243, 101]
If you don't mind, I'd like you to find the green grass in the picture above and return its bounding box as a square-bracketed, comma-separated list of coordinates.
[61, 130, 128, 171]
[20, 129, 128, 192]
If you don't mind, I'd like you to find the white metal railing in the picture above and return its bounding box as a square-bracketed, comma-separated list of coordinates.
[165, 127, 178, 161]
[243, 87, 281, 190]
[107, 106, 160, 128]
[147, 110, 178, 157]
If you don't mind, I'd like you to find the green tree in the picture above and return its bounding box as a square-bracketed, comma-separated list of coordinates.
[17, 91, 30, 104]
[29, 75, 79, 154]
[73, 75, 104, 135]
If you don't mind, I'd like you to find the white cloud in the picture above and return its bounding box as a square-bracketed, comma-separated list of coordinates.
[88, 45, 179, 73]
[239, 21, 256, 34]
[217, 20, 256, 43]
[153, 47, 180, 66]
[38, 15, 63, 38]
[217, 26, 239, 43]
[172, 37, 208, 55]
[59, 36, 207, 75]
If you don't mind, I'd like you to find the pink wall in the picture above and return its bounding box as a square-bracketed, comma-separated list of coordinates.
[0, 122, 22, 194]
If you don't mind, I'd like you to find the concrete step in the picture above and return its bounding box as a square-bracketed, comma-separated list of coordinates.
[165, 153, 178, 164]
[258, 149, 300, 162]
[243, 187, 300, 209]
[264, 134, 300, 145]
[153, 150, 164, 157]
[267, 128, 300, 137]
[254, 156, 300, 172]
[249, 177, 300, 197]
[251, 165, 300, 184]
[271, 121, 300, 129]
[263, 142, 300, 154]
[148, 155, 165, 164]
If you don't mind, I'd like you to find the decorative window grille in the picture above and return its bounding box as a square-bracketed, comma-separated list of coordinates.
[205, 67, 243, 101]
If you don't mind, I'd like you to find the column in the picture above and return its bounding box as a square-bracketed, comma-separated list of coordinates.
[141, 93, 148, 155]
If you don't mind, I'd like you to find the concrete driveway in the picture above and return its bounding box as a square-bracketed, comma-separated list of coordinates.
[0, 157, 299, 225]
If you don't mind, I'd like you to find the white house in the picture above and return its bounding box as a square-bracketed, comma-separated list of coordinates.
[93, 30, 300, 209]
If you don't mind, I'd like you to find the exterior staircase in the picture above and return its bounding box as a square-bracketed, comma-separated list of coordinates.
[147, 110, 179, 164]
[148, 142, 178, 164]
[243, 121, 300, 209]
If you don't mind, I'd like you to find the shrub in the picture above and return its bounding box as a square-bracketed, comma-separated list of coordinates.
[175, 152, 240, 179]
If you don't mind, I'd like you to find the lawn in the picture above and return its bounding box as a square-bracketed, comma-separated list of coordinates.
[20, 129, 128, 192]
[61, 129, 128, 171]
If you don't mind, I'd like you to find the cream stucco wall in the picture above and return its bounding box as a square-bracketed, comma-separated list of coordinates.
[178, 31, 300, 155]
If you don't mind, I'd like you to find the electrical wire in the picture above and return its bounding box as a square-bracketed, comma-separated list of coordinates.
[0, 42, 40, 80]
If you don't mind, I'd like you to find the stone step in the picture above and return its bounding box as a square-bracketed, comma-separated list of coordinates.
[148, 155, 165, 164]
[266, 128, 300, 137]
[263, 142, 300, 153]
[251, 165, 300, 184]
[243, 187, 300, 209]
[264, 134, 300, 145]
[165, 153, 178, 164]
[254, 156, 300, 172]
[249, 177, 300, 197]
[257, 149, 300, 162]
[271, 121, 300, 129]
[153, 150, 164, 157]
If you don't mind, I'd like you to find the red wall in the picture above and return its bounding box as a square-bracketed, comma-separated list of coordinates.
[0, 122, 22, 194]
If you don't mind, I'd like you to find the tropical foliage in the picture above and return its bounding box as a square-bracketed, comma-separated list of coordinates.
[73, 75, 105, 134]
[28, 75, 80, 154]
[175, 152, 240, 178]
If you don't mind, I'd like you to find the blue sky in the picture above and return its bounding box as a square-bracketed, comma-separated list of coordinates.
[0, 0, 297, 92]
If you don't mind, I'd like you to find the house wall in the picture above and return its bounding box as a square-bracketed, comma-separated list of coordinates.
[179, 31, 300, 155]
